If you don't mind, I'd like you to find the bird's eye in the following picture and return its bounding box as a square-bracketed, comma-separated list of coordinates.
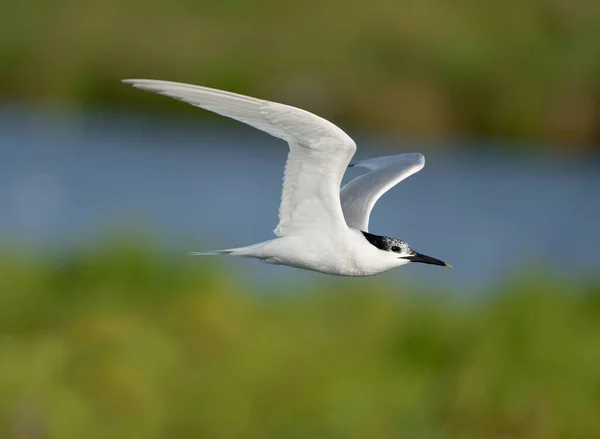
[391, 246, 400, 253]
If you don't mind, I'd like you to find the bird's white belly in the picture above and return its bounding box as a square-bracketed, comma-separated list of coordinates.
[250, 230, 389, 277]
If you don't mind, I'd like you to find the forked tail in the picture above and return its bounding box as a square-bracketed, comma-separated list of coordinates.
[189, 241, 271, 257]
[189, 249, 235, 256]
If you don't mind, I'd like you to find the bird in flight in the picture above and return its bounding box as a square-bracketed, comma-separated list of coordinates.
[123, 79, 451, 276]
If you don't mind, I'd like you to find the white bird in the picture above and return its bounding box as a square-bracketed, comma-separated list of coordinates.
[123, 79, 451, 276]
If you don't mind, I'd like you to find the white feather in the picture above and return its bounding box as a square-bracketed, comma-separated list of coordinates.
[340, 153, 425, 232]
[122, 79, 356, 237]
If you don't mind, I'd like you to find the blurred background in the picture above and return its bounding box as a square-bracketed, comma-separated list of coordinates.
[1, 0, 600, 437]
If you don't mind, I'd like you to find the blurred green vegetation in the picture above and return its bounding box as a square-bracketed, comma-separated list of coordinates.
[0, 238, 599, 438]
[2, 0, 600, 148]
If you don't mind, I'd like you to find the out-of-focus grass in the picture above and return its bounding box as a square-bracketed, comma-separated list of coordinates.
[2, 0, 600, 147]
[0, 238, 599, 439]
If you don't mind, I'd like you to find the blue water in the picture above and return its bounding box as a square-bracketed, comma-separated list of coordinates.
[1, 104, 599, 291]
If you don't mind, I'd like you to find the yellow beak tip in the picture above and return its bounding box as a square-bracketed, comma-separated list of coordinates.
[444, 263, 453, 268]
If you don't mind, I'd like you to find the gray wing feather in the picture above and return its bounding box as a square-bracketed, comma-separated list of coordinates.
[340, 153, 425, 232]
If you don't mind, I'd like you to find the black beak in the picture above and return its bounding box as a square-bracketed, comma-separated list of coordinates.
[403, 251, 451, 267]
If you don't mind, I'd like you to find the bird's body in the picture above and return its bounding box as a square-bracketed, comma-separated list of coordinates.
[123, 79, 450, 276]
[216, 229, 404, 276]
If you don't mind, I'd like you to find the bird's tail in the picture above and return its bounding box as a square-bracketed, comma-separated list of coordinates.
[189, 249, 234, 256]
[189, 241, 270, 257]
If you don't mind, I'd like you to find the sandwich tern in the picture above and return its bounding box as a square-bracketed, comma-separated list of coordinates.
[123, 79, 450, 276]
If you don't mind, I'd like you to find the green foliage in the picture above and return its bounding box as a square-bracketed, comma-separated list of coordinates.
[2, 0, 600, 147]
[0, 239, 599, 438]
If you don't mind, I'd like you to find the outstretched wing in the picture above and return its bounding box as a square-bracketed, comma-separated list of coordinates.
[340, 153, 425, 232]
[123, 79, 357, 237]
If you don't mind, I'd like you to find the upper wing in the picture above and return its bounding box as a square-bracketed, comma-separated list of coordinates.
[123, 79, 357, 237]
[340, 153, 425, 232]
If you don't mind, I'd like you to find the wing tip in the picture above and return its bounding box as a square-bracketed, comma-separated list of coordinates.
[405, 152, 425, 164]
[399, 152, 426, 168]
[121, 78, 159, 90]
[121, 78, 141, 85]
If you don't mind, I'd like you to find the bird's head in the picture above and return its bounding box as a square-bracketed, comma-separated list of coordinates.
[361, 232, 451, 269]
